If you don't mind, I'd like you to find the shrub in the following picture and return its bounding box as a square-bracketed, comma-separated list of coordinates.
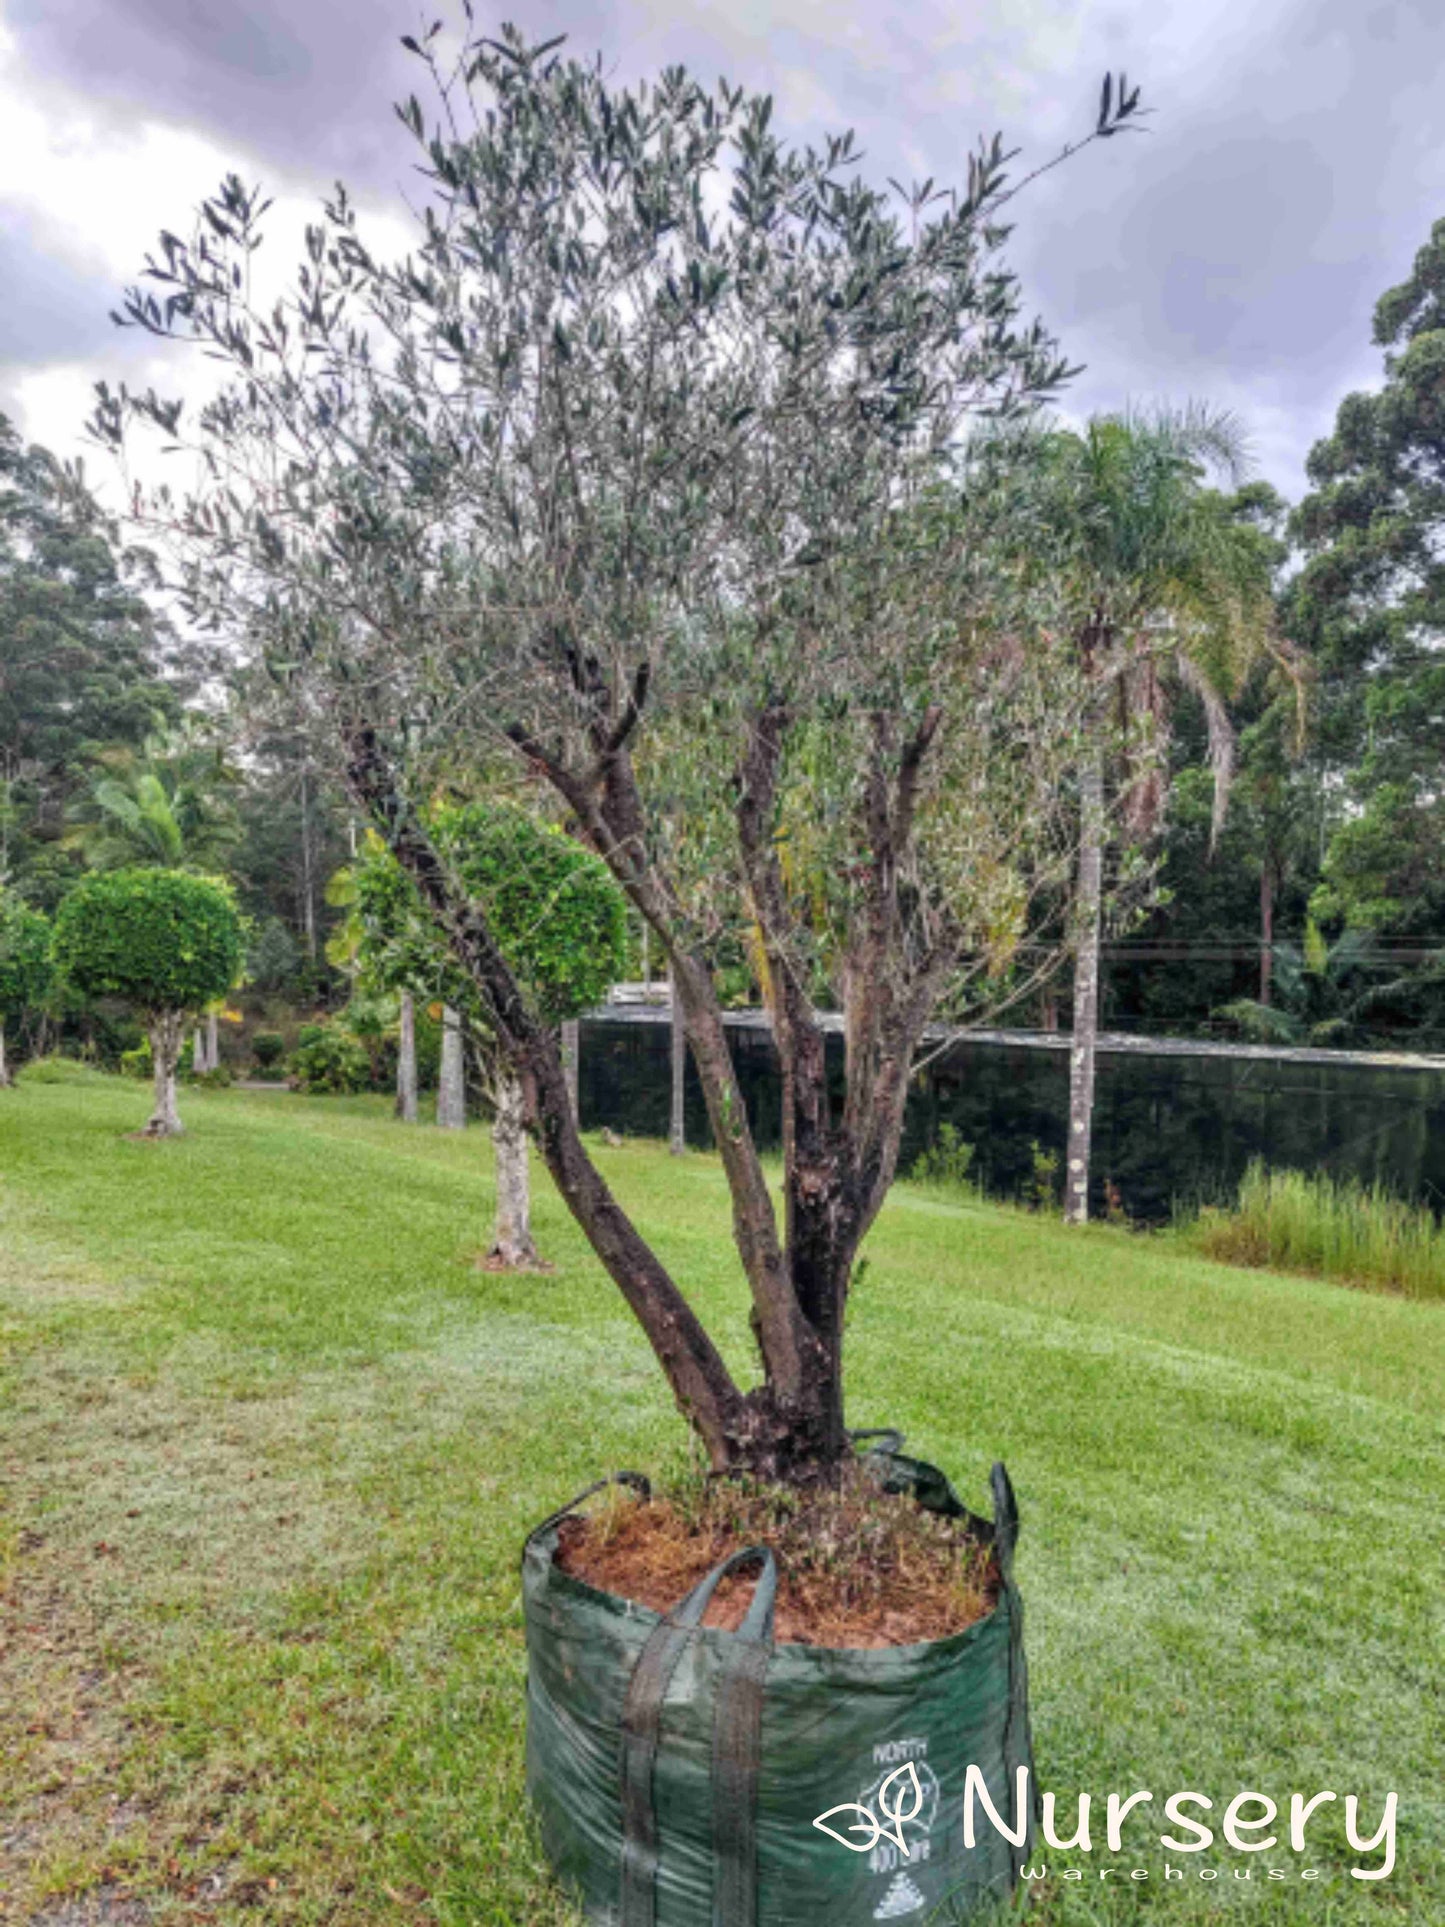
[290, 1020, 370, 1094]
[909, 1124, 977, 1195]
[0, 895, 53, 1082]
[1024, 1140, 1061, 1213]
[121, 1042, 153, 1080]
[251, 1030, 287, 1072]
[1189, 1160, 1445, 1301]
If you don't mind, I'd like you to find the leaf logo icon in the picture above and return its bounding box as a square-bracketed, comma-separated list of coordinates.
[812, 1803, 884, 1853]
[812, 1761, 925, 1858]
[876, 1761, 924, 1847]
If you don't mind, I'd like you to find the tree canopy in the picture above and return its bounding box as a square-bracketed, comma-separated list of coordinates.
[52, 867, 244, 1018]
[0, 411, 185, 907]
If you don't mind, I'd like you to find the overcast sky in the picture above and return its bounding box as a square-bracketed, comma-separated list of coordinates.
[3, 0, 1444, 508]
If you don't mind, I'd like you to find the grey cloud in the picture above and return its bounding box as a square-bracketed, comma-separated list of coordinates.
[0, 224, 129, 366]
[8, 0, 1445, 500]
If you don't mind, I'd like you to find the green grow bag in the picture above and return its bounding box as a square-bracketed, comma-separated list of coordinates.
[522, 1439, 1036, 1925]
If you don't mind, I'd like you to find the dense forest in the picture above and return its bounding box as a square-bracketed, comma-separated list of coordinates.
[4, 217, 1445, 1070]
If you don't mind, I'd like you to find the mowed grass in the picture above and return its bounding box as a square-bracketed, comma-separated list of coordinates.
[0, 1065, 1441, 1926]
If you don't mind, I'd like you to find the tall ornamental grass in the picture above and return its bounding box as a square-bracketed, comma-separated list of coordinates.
[1189, 1159, 1445, 1301]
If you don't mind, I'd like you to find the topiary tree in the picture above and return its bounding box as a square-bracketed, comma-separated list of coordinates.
[0, 894, 52, 1085]
[52, 868, 244, 1135]
[351, 801, 627, 1266]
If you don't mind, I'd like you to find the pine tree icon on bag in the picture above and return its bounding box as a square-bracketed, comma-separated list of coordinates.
[873, 1869, 928, 1919]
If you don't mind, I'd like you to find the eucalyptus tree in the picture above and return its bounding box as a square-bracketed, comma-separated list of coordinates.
[1006, 409, 1293, 1222]
[94, 26, 1143, 1478]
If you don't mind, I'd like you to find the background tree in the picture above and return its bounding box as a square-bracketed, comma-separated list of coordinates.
[97, 27, 1142, 1476]
[0, 893, 51, 1084]
[1291, 216, 1445, 956]
[1, 411, 188, 906]
[1009, 408, 1293, 1221]
[52, 868, 244, 1135]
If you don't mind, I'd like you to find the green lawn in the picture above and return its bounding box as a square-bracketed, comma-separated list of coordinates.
[1, 1066, 1441, 1924]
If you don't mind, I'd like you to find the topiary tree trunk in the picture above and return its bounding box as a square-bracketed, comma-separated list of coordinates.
[146, 1011, 186, 1137]
[395, 989, 418, 1122]
[436, 1006, 465, 1129]
[560, 1018, 580, 1125]
[488, 1068, 541, 1268]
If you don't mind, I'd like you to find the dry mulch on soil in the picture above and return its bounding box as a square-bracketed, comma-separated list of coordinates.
[555, 1466, 999, 1648]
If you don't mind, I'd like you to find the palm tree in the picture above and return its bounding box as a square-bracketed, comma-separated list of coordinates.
[1215, 921, 1385, 1047]
[67, 722, 241, 873]
[1028, 407, 1296, 1221]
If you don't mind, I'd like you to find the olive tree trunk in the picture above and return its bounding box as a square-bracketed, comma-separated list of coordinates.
[1065, 740, 1106, 1224]
[487, 1070, 541, 1267]
[145, 1012, 185, 1137]
[395, 990, 418, 1122]
[436, 1006, 465, 1129]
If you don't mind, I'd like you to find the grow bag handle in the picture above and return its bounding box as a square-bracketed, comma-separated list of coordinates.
[526, 1470, 651, 1545]
[990, 1461, 1021, 1580]
[667, 1544, 778, 1643]
[619, 1547, 778, 1927]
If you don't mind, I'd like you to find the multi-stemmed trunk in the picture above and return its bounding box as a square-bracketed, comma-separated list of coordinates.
[1065, 738, 1106, 1225]
[395, 990, 418, 1122]
[145, 1012, 186, 1137]
[436, 1006, 465, 1129]
[487, 1070, 541, 1267]
[345, 708, 948, 1485]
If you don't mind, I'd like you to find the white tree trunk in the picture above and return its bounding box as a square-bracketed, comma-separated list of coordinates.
[395, 990, 418, 1122]
[206, 1009, 220, 1075]
[145, 1012, 185, 1137]
[487, 1070, 541, 1267]
[436, 1006, 466, 1129]
[0, 1020, 10, 1088]
[669, 965, 686, 1155]
[1065, 742, 1105, 1224]
[560, 1018, 580, 1125]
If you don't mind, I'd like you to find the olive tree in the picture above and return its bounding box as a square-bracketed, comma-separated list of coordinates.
[95, 27, 1143, 1476]
[349, 802, 626, 1265]
[52, 868, 244, 1134]
[0, 894, 51, 1085]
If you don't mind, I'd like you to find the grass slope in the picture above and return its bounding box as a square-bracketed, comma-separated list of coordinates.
[1, 1067, 1441, 1925]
